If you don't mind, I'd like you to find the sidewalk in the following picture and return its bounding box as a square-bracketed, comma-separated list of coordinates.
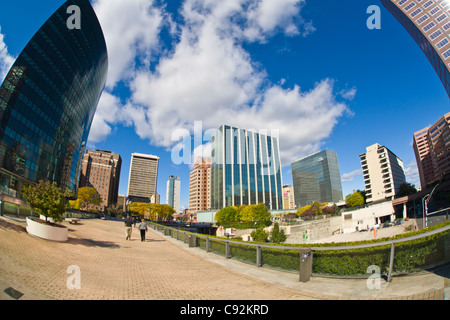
[0, 217, 447, 300]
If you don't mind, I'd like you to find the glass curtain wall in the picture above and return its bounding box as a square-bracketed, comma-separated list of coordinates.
[210, 125, 283, 210]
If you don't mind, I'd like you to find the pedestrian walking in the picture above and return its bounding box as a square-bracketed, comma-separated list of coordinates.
[138, 219, 148, 242]
[125, 215, 134, 240]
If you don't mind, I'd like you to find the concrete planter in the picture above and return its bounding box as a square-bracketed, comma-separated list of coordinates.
[26, 217, 68, 242]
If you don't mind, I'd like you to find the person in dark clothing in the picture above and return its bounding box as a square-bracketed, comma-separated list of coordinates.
[124, 216, 134, 240]
[138, 219, 148, 242]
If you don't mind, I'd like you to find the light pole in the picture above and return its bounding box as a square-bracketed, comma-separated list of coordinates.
[422, 183, 439, 229]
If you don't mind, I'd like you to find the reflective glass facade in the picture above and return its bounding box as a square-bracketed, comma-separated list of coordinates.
[0, 0, 107, 199]
[166, 175, 180, 213]
[291, 150, 343, 207]
[210, 125, 283, 210]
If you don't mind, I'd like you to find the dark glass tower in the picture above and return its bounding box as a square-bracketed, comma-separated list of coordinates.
[210, 125, 283, 210]
[380, 0, 450, 97]
[0, 0, 107, 199]
[291, 150, 343, 207]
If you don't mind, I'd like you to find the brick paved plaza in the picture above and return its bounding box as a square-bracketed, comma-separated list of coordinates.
[0, 217, 447, 301]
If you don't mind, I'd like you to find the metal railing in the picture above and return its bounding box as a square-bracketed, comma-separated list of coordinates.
[149, 222, 450, 282]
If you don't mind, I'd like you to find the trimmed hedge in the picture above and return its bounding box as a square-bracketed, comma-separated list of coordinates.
[157, 221, 450, 276]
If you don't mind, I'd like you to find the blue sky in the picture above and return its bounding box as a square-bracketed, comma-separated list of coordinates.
[0, 0, 448, 212]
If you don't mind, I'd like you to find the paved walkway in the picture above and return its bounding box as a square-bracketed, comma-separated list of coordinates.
[0, 217, 448, 300]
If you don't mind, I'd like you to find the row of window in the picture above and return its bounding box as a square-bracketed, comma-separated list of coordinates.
[402, 0, 450, 59]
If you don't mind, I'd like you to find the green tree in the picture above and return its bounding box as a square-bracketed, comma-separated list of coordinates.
[398, 182, 417, 197]
[129, 202, 150, 217]
[76, 186, 101, 210]
[69, 198, 82, 210]
[252, 203, 271, 221]
[158, 204, 176, 221]
[129, 203, 176, 221]
[22, 180, 69, 223]
[239, 205, 256, 222]
[310, 201, 322, 215]
[250, 227, 269, 243]
[270, 222, 286, 244]
[345, 191, 365, 207]
[214, 206, 239, 225]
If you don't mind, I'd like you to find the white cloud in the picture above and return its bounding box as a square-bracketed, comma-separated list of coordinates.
[89, 0, 351, 167]
[92, 0, 164, 90]
[88, 91, 123, 143]
[339, 87, 357, 101]
[342, 169, 363, 183]
[404, 161, 420, 188]
[0, 27, 15, 83]
[243, 0, 306, 41]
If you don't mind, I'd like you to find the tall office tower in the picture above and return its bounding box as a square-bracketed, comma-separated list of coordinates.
[282, 184, 296, 210]
[0, 0, 107, 202]
[360, 143, 406, 203]
[166, 175, 181, 213]
[291, 150, 343, 207]
[380, 0, 450, 97]
[413, 112, 450, 188]
[210, 125, 283, 210]
[127, 153, 159, 203]
[413, 127, 436, 188]
[79, 149, 122, 211]
[188, 157, 211, 215]
[117, 194, 127, 213]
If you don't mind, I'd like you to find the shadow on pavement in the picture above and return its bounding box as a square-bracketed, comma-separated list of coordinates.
[67, 237, 120, 248]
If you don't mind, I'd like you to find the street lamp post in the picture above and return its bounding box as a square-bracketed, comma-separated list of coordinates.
[422, 183, 439, 229]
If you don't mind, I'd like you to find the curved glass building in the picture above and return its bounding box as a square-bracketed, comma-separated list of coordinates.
[0, 0, 107, 200]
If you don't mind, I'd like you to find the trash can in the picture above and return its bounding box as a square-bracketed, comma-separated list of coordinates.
[299, 248, 312, 283]
[188, 234, 196, 247]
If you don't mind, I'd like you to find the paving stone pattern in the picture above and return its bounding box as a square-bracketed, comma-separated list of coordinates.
[0, 218, 446, 300]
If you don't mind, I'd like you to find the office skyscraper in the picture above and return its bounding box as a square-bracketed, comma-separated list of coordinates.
[380, 0, 450, 96]
[127, 153, 159, 203]
[79, 149, 122, 211]
[291, 150, 343, 207]
[0, 0, 107, 201]
[413, 112, 450, 188]
[210, 125, 283, 210]
[282, 184, 296, 210]
[166, 175, 181, 213]
[360, 143, 406, 203]
[188, 157, 211, 215]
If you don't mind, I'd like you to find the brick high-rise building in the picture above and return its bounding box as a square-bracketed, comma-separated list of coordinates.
[188, 157, 211, 217]
[380, 0, 450, 97]
[79, 149, 122, 211]
[413, 112, 450, 188]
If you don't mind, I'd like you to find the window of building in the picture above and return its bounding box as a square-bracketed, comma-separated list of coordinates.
[429, 6, 441, 15]
[443, 48, 450, 58]
[405, 2, 416, 11]
[423, 0, 434, 9]
[423, 21, 436, 32]
[429, 29, 443, 40]
[436, 37, 449, 49]
[417, 14, 430, 24]
[410, 8, 423, 16]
